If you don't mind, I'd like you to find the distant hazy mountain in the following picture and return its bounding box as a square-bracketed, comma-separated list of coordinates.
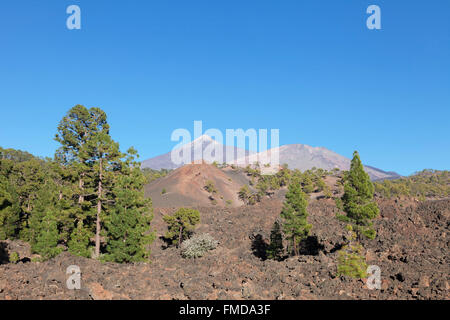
[141, 135, 401, 181]
[237, 144, 401, 181]
[141, 135, 254, 170]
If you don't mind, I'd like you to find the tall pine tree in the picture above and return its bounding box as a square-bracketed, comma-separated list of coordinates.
[55, 106, 121, 258]
[103, 148, 155, 263]
[0, 174, 20, 240]
[28, 182, 59, 257]
[88, 130, 122, 258]
[68, 220, 91, 258]
[55, 105, 154, 261]
[281, 180, 312, 256]
[338, 151, 380, 240]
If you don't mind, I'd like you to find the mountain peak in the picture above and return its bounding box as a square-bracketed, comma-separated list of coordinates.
[192, 134, 215, 143]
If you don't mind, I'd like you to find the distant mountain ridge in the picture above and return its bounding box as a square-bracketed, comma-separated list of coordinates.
[141, 135, 254, 170]
[141, 135, 401, 181]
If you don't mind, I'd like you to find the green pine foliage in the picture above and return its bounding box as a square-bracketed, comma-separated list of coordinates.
[280, 180, 312, 256]
[374, 169, 449, 199]
[238, 184, 261, 205]
[0, 147, 37, 163]
[32, 210, 63, 260]
[335, 152, 376, 278]
[338, 151, 379, 240]
[301, 173, 315, 194]
[0, 174, 20, 240]
[68, 221, 91, 258]
[28, 182, 63, 259]
[204, 180, 218, 194]
[9, 251, 20, 263]
[163, 208, 200, 246]
[141, 168, 171, 183]
[238, 185, 251, 203]
[55, 105, 119, 259]
[103, 148, 155, 263]
[337, 243, 368, 279]
[237, 167, 334, 205]
[256, 179, 269, 198]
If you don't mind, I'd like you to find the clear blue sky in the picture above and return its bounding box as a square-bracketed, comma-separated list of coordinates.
[1, 0, 449, 175]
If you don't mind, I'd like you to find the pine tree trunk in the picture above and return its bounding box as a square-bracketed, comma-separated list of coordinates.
[293, 235, 297, 256]
[95, 159, 102, 258]
[78, 174, 84, 203]
[178, 226, 183, 247]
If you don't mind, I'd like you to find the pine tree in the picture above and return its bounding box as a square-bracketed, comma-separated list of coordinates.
[281, 180, 312, 256]
[32, 210, 63, 260]
[336, 225, 368, 279]
[103, 148, 155, 263]
[28, 182, 63, 260]
[46, 160, 79, 244]
[163, 208, 200, 247]
[301, 173, 315, 194]
[55, 105, 107, 207]
[1, 106, 156, 264]
[267, 220, 284, 261]
[338, 151, 380, 240]
[277, 167, 291, 187]
[55, 106, 122, 259]
[256, 179, 269, 198]
[13, 159, 46, 220]
[68, 220, 91, 258]
[1, 158, 46, 240]
[238, 185, 251, 203]
[87, 130, 122, 258]
[0, 174, 20, 240]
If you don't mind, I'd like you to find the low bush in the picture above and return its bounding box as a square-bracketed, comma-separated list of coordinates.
[181, 233, 218, 259]
[9, 251, 19, 264]
[337, 243, 367, 279]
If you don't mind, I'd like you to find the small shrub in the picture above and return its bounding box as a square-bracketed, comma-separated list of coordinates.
[337, 244, 367, 279]
[204, 180, 218, 194]
[161, 188, 167, 195]
[9, 251, 20, 264]
[226, 200, 233, 206]
[181, 233, 218, 259]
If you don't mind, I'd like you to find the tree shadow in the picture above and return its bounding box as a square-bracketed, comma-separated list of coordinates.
[0, 242, 9, 264]
[298, 236, 325, 256]
[251, 234, 268, 261]
[329, 243, 344, 254]
[159, 233, 194, 250]
[159, 235, 173, 250]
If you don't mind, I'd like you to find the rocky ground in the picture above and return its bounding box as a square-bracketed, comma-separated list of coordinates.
[0, 196, 448, 300]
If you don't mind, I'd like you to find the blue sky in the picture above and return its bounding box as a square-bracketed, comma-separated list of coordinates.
[0, 0, 449, 175]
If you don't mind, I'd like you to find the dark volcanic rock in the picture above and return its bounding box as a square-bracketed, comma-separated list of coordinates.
[0, 197, 448, 300]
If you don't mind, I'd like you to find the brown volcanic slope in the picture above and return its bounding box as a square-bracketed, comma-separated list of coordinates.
[144, 163, 248, 208]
